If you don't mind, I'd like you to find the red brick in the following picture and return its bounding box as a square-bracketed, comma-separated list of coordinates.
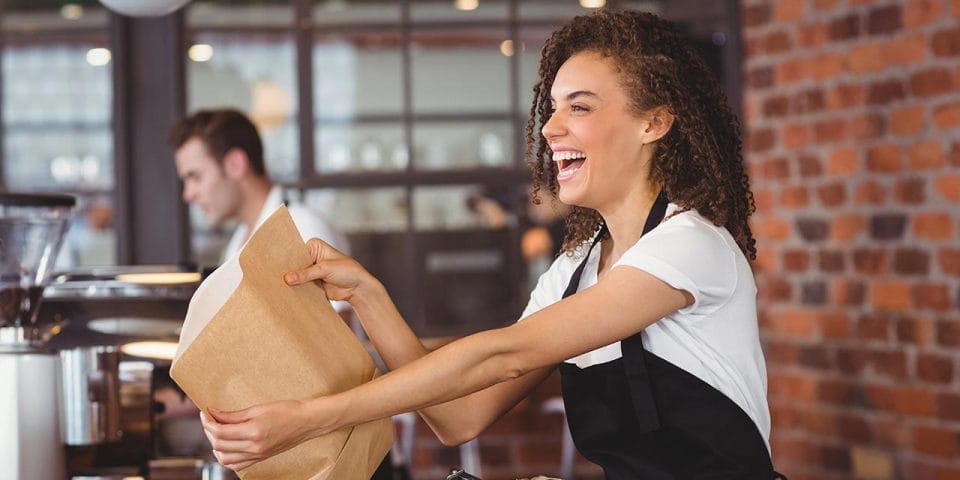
[764, 339, 799, 366]
[913, 283, 952, 311]
[832, 214, 866, 241]
[866, 78, 906, 105]
[828, 14, 860, 41]
[871, 281, 912, 311]
[757, 217, 791, 241]
[811, 52, 845, 80]
[937, 392, 960, 421]
[827, 83, 866, 109]
[853, 248, 888, 274]
[909, 139, 946, 170]
[814, 0, 840, 10]
[890, 104, 925, 135]
[742, 3, 772, 27]
[894, 177, 926, 204]
[763, 30, 792, 54]
[762, 94, 790, 117]
[892, 386, 936, 416]
[933, 102, 960, 129]
[814, 118, 847, 143]
[818, 182, 846, 207]
[939, 248, 960, 275]
[896, 316, 935, 346]
[828, 146, 860, 175]
[932, 27, 960, 57]
[832, 279, 866, 306]
[911, 67, 954, 97]
[934, 174, 960, 201]
[753, 187, 774, 211]
[894, 248, 930, 275]
[748, 128, 776, 153]
[769, 372, 818, 401]
[797, 22, 829, 48]
[776, 58, 807, 85]
[855, 180, 887, 204]
[783, 123, 809, 149]
[798, 155, 822, 177]
[753, 247, 777, 272]
[761, 275, 792, 302]
[783, 249, 811, 272]
[849, 42, 886, 73]
[820, 311, 851, 339]
[955, 0, 960, 19]
[867, 144, 903, 172]
[780, 308, 818, 337]
[904, 0, 944, 28]
[837, 346, 869, 375]
[917, 353, 954, 383]
[870, 415, 911, 449]
[867, 4, 903, 35]
[937, 319, 960, 347]
[780, 185, 809, 208]
[885, 33, 928, 67]
[914, 212, 953, 240]
[913, 425, 958, 457]
[857, 314, 891, 340]
[747, 66, 775, 89]
[761, 157, 790, 179]
[850, 113, 885, 139]
[775, 0, 805, 22]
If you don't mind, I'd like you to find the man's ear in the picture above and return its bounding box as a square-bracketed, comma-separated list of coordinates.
[639, 106, 675, 144]
[222, 148, 250, 179]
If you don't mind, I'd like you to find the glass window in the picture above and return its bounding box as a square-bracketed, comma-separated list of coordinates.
[314, 32, 404, 118]
[412, 119, 513, 170]
[312, 0, 401, 25]
[410, 28, 511, 113]
[186, 32, 299, 180]
[2, 3, 116, 268]
[304, 187, 407, 234]
[414, 184, 504, 231]
[410, 0, 509, 22]
[187, 0, 293, 28]
[315, 121, 407, 173]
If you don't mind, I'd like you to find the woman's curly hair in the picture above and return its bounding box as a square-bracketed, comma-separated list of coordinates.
[526, 9, 756, 260]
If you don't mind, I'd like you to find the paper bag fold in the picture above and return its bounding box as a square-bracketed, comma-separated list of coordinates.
[171, 206, 393, 479]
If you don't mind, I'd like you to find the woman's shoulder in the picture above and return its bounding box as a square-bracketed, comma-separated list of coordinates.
[644, 205, 739, 253]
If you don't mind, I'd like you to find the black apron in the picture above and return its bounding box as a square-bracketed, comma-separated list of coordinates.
[558, 194, 785, 480]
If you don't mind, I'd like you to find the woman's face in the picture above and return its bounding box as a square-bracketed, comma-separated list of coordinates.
[541, 51, 653, 212]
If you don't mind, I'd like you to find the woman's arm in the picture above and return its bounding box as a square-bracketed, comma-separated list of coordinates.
[203, 263, 690, 470]
[287, 238, 555, 445]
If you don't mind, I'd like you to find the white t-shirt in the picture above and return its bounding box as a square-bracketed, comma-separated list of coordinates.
[520, 204, 771, 452]
[223, 185, 351, 311]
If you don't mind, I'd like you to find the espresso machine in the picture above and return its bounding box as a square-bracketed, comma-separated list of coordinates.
[0, 193, 75, 480]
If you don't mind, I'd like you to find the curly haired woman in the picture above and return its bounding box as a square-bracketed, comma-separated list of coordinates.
[201, 9, 784, 479]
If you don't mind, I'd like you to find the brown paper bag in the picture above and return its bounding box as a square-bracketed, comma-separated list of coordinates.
[170, 205, 393, 479]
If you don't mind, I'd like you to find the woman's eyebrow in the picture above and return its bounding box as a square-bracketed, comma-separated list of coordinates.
[550, 90, 599, 102]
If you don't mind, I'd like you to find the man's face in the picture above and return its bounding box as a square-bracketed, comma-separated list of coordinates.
[175, 137, 242, 227]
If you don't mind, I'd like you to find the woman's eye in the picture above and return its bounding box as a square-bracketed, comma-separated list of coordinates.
[571, 104, 589, 112]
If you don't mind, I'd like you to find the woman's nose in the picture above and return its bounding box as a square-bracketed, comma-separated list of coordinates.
[541, 110, 564, 140]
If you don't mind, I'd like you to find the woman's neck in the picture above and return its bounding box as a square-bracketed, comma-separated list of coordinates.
[597, 189, 662, 275]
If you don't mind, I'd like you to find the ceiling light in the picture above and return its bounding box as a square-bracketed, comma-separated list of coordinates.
[61, 4, 84, 20]
[121, 341, 179, 361]
[580, 0, 606, 8]
[499, 40, 514, 57]
[188, 43, 214, 62]
[455, 0, 479, 11]
[86, 48, 112, 67]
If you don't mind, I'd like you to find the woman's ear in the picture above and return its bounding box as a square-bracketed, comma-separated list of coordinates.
[639, 106, 675, 144]
[222, 148, 250, 179]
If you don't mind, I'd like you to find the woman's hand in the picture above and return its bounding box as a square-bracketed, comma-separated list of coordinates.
[200, 400, 320, 472]
[284, 238, 373, 303]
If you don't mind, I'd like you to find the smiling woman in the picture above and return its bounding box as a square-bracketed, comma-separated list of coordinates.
[201, 9, 784, 480]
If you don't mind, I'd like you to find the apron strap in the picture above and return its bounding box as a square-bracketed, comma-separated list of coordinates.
[560, 192, 668, 433]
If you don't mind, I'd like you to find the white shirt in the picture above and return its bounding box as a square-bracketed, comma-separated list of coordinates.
[520, 204, 771, 452]
[223, 185, 351, 311]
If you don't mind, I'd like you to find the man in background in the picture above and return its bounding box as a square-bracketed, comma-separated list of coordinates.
[169, 108, 349, 263]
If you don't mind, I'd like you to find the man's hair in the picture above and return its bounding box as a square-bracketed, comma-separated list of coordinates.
[168, 108, 266, 177]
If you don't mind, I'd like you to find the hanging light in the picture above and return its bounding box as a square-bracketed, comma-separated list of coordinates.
[579, 0, 606, 8]
[86, 48, 112, 67]
[188, 44, 214, 62]
[98, 0, 191, 17]
[60, 4, 84, 20]
[454, 0, 479, 11]
[499, 40, 514, 57]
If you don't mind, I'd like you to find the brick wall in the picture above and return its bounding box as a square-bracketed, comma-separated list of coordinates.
[743, 0, 960, 479]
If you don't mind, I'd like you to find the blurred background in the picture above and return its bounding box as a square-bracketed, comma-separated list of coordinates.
[0, 0, 958, 479]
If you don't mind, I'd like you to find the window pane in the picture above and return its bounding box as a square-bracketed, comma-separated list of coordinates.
[518, 27, 553, 117]
[315, 122, 407, 173]
[186, 32, 299, 180]
[187, 1, 293, 28]
[314, 32, 404, 118]
[411, 28, 510, 113]
[414, 185, 495, 231]
[412, 120, 513, 170]
[304, 187, 407, 234]
[2, 4, 116, 267]
[312, 0, 400, 25]
[518, 0, 600, 21]
[410, 0, 508, 22]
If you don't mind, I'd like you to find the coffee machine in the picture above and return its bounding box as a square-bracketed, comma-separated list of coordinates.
[0, 193, 75, 480]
